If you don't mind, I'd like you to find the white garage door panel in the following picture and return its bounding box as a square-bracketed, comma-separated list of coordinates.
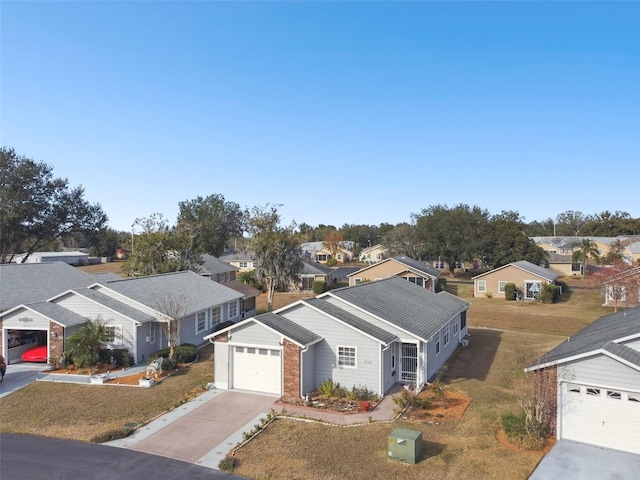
[233, 347, 281, 395]
[562, 386, 640, 454]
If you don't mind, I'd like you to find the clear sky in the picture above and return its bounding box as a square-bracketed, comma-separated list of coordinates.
[2, 1, 639, 232]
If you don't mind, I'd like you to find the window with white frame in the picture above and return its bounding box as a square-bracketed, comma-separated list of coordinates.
[196, 311, 206, 333]
[229, 301, 237, 318]
[211, 306, 222, 326]
[239, 261, 248, 268]
[477, 280, 486, 293]
[104, 325, 122, 344]
[354, 278, 362, 284]
[498, 281, 507, 293]
[435, 333, 441, 355]
[338, 346, 356, 367]
[149, 322, 156, 343]
[225, 272, 230, 282]
[443, 326, 450, 346]
[453, 322, 459, 336]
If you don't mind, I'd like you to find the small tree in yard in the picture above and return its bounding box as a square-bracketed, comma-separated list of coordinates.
[248, 205, 303, 312]
[65, 319, 115, 371]
[572, 238, 600, 279]
[155, 293, 191, 361]
[586, 262, 640, 312]
[322, 230, 344, 262]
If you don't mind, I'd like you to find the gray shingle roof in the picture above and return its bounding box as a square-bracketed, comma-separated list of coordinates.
[200, 254, 238, 276]
[303, 298, 398, 344]
[0, 262, 101, 312]
[252, 312, 322, 347]
[300, 260, 333, 276]
[347, 256, 440, 279]
[472, 260, 559, 282]
[327, 276, 470, 341]
[223, 280, 262, 298]
[21, 302, 89, 327]
[603, 341, 640, 368]
[528, 306, 640, 369]
[102, 270, 243, 315]
[70, 289, 156, 324]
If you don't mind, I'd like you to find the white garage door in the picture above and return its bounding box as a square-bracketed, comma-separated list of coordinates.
[561, 383, 640, 454]
[232, 346, 282, 395]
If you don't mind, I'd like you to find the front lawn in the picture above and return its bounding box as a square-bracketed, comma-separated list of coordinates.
[0, 345, 214, 443]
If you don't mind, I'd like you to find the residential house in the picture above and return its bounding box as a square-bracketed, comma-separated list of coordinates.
[218, 250, 256, 272]
[200, 254, 260, 318]
[359, 244, 388, 264]
[206, 276, 470, 398]
[347, 256, 440, 290]
[0, 263, 244, 365]
[295, 260, 334, 293]
[545, 252, 582, 277]
[301, 241, 354, 264]
[472, 260, 559, 299]
[525, 306, 640, 454]
[602, 266, 640, 308]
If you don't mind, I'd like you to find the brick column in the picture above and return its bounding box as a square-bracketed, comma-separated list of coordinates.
[283, 340, 301, 400]
[534, 365, 558, 436]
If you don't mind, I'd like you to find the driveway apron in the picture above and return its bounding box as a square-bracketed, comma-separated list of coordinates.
[128, 391, 277, 464]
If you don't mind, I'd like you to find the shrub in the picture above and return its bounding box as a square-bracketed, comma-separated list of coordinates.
[501, 411, 527, 438]
[504, 283, 517, 301]
[312, 281, 327, 294]
[99, 348, 132, 367]
[318, 379, 341, 398]
[218, 455, 237, 472]
[539, 284, 560, 304]
[485, 291, 493, 298]
[90, 428, 129, 443]
[429, 380, 447, 401]
[148, 343, 198, 364]
[358, 400, 371, 412]
[392, 388, 418, 412]
[347, 384, 378, 402]
[501, 410, 547, 450]
[326, 257, 338, 267]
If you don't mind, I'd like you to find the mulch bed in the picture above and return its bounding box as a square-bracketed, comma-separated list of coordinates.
[403, 389, 473, 422]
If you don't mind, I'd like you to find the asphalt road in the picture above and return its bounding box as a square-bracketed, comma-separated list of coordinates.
[0, 434, 244, 480]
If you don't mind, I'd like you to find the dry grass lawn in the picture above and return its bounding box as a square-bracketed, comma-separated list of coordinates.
[0, 345, 214, 442]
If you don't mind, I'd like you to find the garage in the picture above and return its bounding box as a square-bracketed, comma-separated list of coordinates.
[232, 346, 282, 395]
[561, 382, 640, 454]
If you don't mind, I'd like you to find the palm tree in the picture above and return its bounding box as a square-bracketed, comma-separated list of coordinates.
[572, 238, 600, 279]
[65, 319, 114, 370]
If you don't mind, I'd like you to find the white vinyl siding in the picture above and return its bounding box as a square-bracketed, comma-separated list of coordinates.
[230, 321, 281, 347]
[560, 355, 640, 391]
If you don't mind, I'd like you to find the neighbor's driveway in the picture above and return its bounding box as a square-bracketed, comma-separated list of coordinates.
[0, 362, 45, 398]
[111, 390, 278, 466]
[529, 440, 640, 479]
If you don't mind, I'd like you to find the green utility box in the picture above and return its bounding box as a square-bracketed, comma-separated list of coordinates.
[387, 428, 422, 464]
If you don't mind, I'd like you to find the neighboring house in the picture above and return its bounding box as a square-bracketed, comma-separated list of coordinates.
[200, 254, 260, 319]
[525, 306, 640, 455]
[545, 252, 582, 277]
[206, 276, 470, 399]
[12, 251, 89, 266]
[603, 266, 640, 308]
[532, 235, 640, 264]
[347, 256, 440, 290]
[0, 263, 244, 365]
[218, 250, 256, 272]
[359, 244, 389, 264]
[295, 260, 334, 292]
[472, 260, 559, 299]
[624, 241, 640, 265]
[301, 241, 354, 264]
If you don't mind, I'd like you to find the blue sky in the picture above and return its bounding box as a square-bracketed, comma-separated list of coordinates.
[2, 1, 639, 232]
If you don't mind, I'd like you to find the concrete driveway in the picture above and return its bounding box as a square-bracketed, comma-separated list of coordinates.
[529, 440, 640, 479]
[0, 361, 45, 398]
[107, 389, 278, 469]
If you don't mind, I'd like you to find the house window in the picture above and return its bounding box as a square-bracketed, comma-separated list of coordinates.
[338, 346, 356, 367]
[211, 306, 222, 326]
[229, 301, 237, 319]
[628, 393, 640, 402]
[196, 312, 206, 333]
[104, 325, 122, 344]
[477, 280, 486, 293]
[453, 322, 459, 336]
[443, 327, 450, 346]
[571, 263, 581, 272]
[435, 335, 441, 355]
[239, 261, 248, 268]
[586, 388, 600, 396]
[354, 278, 362, 285]
[525, 281, 542, 300]
[460, 312, 467, 330]
[149, 322, 156, 343]
[498, 281, 507, 293]
[225, 272, 230, 282]
[566, 383, 581, 394]
[391, 354, 395, 369]
[607, 390, 621, 400]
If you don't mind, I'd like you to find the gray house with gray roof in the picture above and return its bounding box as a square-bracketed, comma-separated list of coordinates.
[525, 306, 640, 455]
[206, 276, 469, 398]
[1, 264, 244, 365]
